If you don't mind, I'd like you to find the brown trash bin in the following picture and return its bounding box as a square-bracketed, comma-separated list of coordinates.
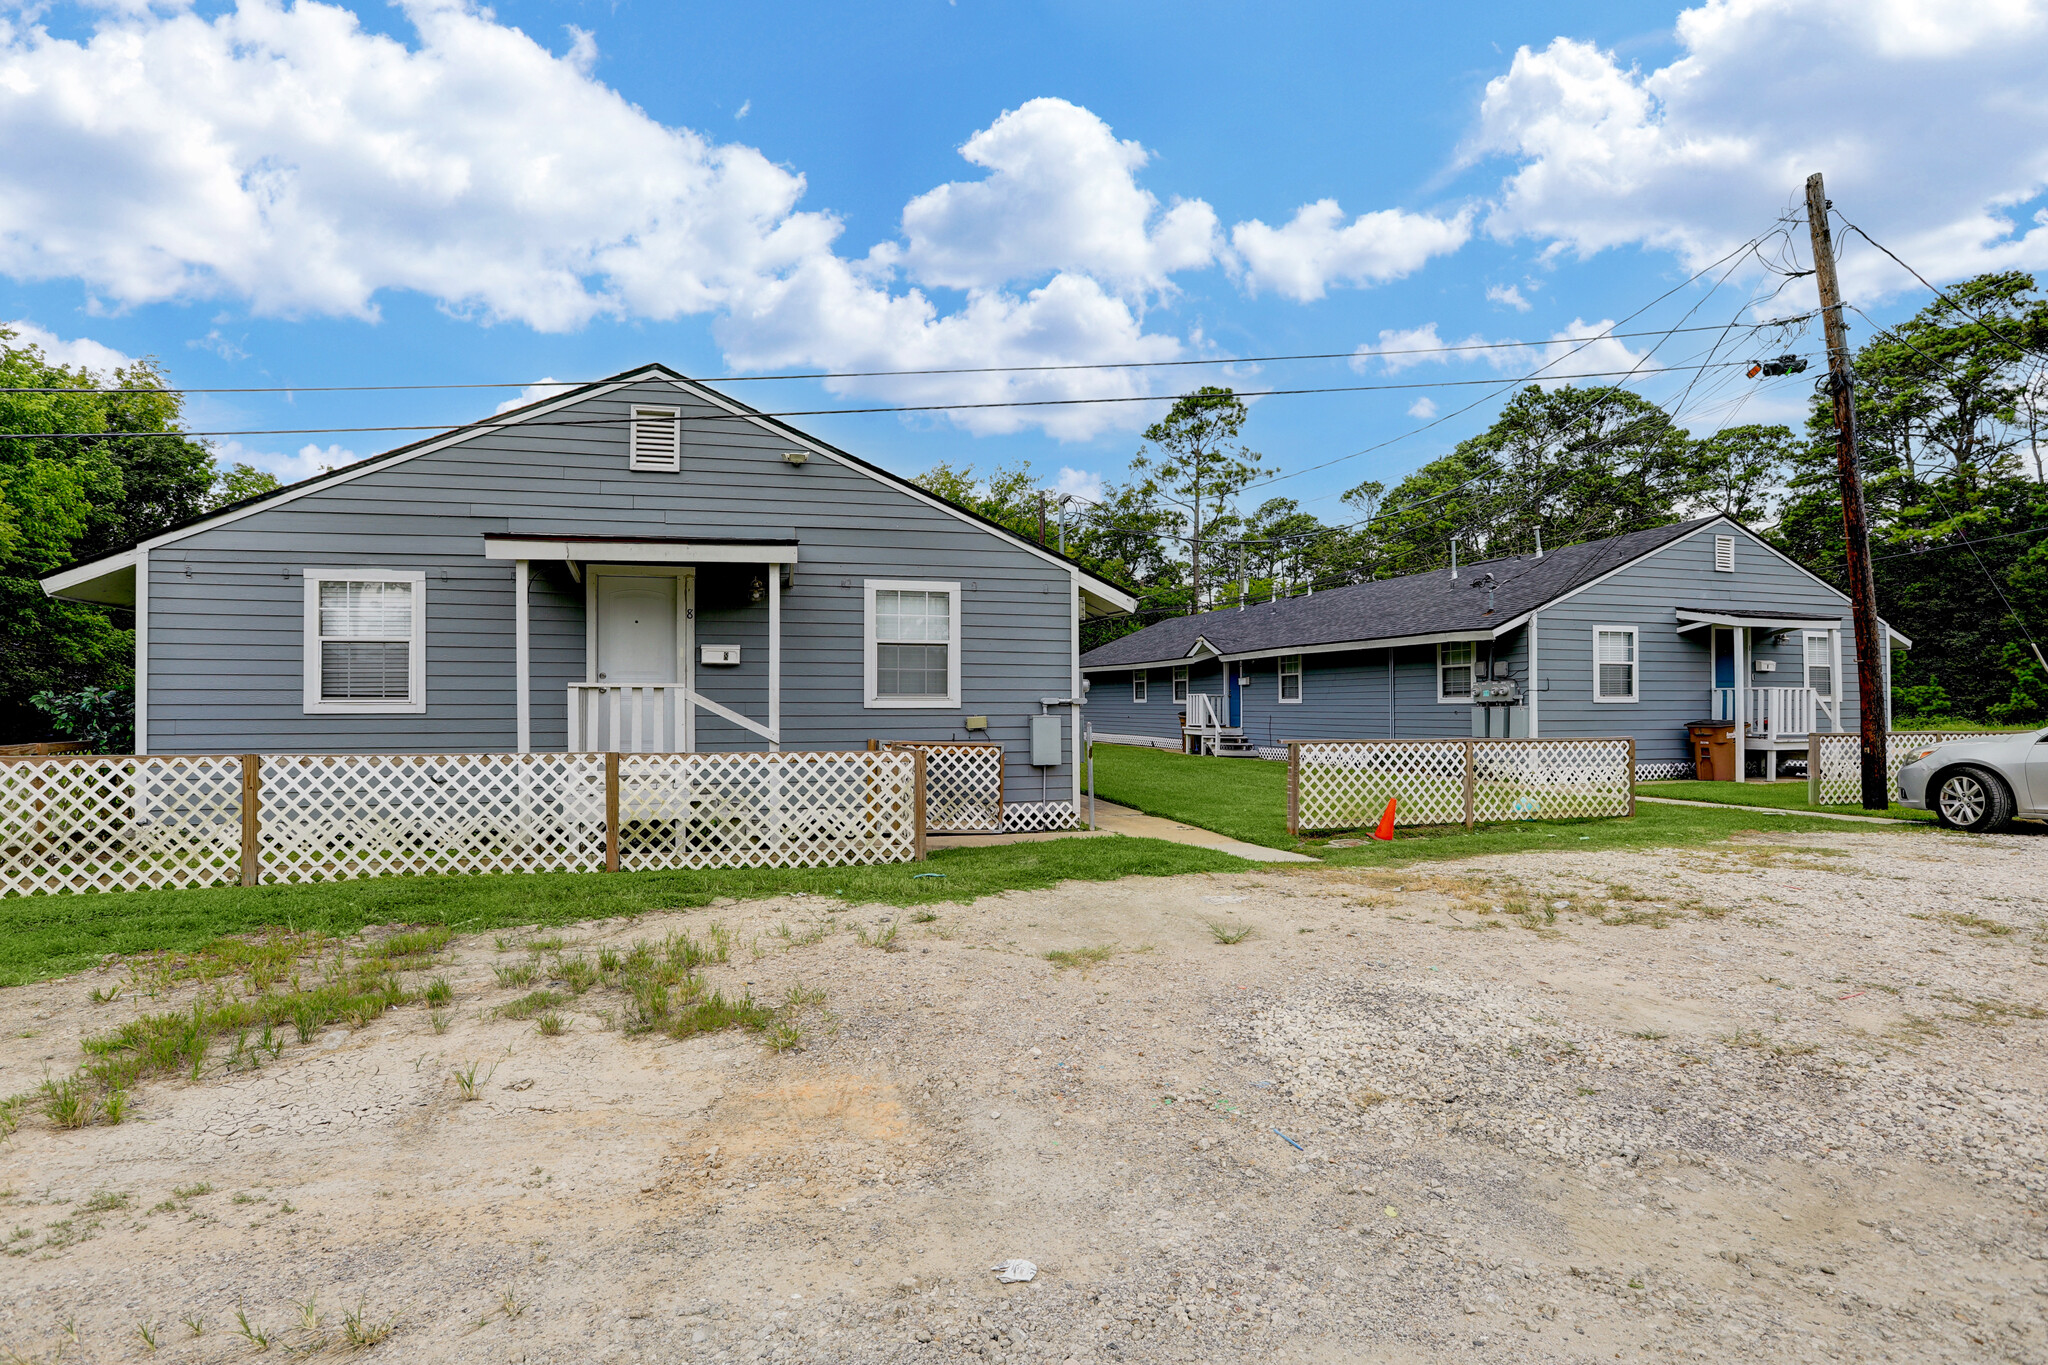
[1686, 721, 1736, 781]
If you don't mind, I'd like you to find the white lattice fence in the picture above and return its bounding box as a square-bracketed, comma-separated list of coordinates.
[619, 750, 918, 870]
[1289, 737, 1636, 834]
[1291, 740, 1470, 832]
[1809, 731, 2005, 806]
[1470, 739, 1633, 822]
[1002, 800, 1080, 833]
[1, 755, 244, 895]
[259, 753, 608, 883]
[884, 741, 1003, 833]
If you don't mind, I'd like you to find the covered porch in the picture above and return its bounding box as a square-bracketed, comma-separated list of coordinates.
[486, 534, 795, 755]
[1675, 607, 1899, 781]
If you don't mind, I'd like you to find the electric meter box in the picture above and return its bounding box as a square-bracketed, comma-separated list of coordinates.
[1471, 678, 1522, 707]
[1029, 715, 1062, 767]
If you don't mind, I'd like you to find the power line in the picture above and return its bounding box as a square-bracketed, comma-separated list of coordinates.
[0, 361, 1796, 441]
[0, 319, 1820, 396]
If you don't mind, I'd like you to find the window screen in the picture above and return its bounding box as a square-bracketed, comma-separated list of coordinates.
[874, 589, 950, 697]
[1596, 629, 1636, 699]
[1279, 655, 1302, 701]
[1172, 666, 1188, 703]
[318, 580, 414, 701]
[1439, 641, 1473, 699]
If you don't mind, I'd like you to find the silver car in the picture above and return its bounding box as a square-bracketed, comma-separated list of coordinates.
[1896, 728, 2048, 831]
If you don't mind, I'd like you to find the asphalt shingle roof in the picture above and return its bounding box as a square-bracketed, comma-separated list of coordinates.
[1079, 516, 1721, 669]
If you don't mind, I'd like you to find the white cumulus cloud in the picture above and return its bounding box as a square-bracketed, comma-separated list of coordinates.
[1467, 0, 2048, 296]
[888, 98, 1220, 298]
[1230, 201, 1472, 302]
[1054, 466, 1106, 503]
[1486, 283, 1531, 311]
[211, 439, 356, 483]
[1406, 396, 1438, 419]
[494, 378, 574, 415]
[2, 318, 136, 374]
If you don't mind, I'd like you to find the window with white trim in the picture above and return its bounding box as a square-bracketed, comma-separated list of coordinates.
[628, 405, 681, 471]
[1438, 641, 1474, 700]
[1594, 627, 1638, 702]
[1713, 535, 1735, 572]
[863, 580, 960, 708]
[1132, 671, 1148, 704]
[1804, 632, 1834, 698]
[1172, 665, 1188, 703]
[303, 570, 426, 714]
[1278, 654, 1302, 702]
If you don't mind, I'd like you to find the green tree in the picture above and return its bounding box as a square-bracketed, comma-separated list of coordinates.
[1694, 423, 1798, 524]
[0, 328, 219, 741]
[1772, 271, 2048, 721]
[1371, 384, 1702, 573]
[1128, 387, 1266, 613]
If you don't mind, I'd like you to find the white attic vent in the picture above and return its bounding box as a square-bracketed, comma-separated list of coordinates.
[1713, 534, 1735, 573]
[629, 406, 681, 472]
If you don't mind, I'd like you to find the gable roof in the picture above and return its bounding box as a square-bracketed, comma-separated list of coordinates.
[1082, 516, 1786, 669]
[40, 364, 1138, 615]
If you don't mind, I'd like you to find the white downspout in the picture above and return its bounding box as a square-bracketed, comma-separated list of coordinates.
[1733, 627, 1748, 783]
[134, 549, 149, 755]
[1527, 612, 1540, 738]
[768, 562, 782, 752]
[515, 560, 530, 754]
[1072, 578, 1083, 813]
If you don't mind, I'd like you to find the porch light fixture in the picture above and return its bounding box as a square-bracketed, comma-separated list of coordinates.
[781, 450, 809, 465]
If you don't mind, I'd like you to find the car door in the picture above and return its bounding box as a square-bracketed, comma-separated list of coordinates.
[2028, 731, 2048, 813]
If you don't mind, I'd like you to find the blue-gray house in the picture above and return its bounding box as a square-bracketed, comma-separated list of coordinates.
[39, 365, 1136, 822]
[1079, 516, 1909, 780]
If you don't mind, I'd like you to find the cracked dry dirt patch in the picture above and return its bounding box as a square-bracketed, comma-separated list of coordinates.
[2, 825, 2047, 1364]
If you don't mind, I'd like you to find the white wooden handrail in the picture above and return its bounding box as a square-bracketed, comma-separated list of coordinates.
[1709, 686, 1818, 739]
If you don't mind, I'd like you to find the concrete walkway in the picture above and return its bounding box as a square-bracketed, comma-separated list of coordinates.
[924, 800, 1317, 862]
[1635, 795, 1922, 826]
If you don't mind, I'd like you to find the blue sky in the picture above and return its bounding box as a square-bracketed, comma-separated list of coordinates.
[5, 0, 2047, 523]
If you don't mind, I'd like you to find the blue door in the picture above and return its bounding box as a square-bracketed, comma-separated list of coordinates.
[1227, 667, 1242, 727]
[1713, 629, 1735, 688]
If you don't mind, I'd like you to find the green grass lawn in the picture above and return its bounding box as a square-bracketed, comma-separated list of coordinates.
[0, 835, 1250, 988]
[1090, 742, 1930, 870]
[1090, 743, 1293, 848]
[1636, 779, 1933, 821]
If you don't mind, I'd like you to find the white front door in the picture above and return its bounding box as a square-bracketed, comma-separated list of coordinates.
[596, 575, 677, 683]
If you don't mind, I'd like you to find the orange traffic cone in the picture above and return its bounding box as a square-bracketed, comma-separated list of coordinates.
[1372, 798, 1398, 841]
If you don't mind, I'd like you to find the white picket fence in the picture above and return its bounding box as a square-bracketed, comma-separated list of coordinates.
[1288, 737, 1635, 834]
[1, 749, 923, 896]
[1807, 731, 2007, 806]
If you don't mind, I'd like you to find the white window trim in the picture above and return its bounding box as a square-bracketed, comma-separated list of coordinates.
[1172, 665, 1188, 704]
[302, 569, 427, 715]
[1132, 670, 1148, 704]
[862, 578, 962, 709]
[1278, 654, 1303, 704]
[1803, 630, 1835, 699]
[1593, 626, 1640, 703]
[1713, 534, 1735, 572]
[628, 404, 682, 472]
[1436, 640, 1475, 702]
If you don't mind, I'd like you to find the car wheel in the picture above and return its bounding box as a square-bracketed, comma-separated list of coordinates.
[1933, 766, 2015, 832]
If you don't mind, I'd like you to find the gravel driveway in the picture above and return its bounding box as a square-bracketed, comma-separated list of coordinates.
[1, 823, 2043, 1364]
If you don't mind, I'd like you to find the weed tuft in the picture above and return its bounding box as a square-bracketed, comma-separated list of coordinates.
[1044, 944, 1119, 969]
[452, 1061, 495, 1101]
[342, 1301, 394, 1349]
[536, 1011, 566, 1037]
[1206, 922, 1254, 945]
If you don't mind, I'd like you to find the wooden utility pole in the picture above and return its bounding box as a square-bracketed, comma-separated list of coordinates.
[1805, 172, 1889, 810]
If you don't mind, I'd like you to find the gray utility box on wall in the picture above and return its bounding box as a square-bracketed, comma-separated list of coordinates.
[1029, 715, 1063, 767]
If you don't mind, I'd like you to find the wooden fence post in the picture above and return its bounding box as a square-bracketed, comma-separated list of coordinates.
[913, 749, 928, 861]
[1806, 734, 1820, 806]
[1626, 738, 1637, 817]
[1286, 742, 1300, 838]
[240, 754, 261, 886]
[604, 751, 621, 873]
[1462, 739, 1476, 831]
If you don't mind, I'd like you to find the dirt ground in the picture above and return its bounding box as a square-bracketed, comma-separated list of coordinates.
[3, 825, 2047, 1365]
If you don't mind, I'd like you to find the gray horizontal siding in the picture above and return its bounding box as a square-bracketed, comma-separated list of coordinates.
[144, 379, 1083, 799]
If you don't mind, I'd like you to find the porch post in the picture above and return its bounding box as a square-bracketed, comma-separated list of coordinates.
[514, 560, 531, 754]
[1732, 627, 1748, 783]
[767, 562, 782, 752]
[1829, 626, 1843, 731]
